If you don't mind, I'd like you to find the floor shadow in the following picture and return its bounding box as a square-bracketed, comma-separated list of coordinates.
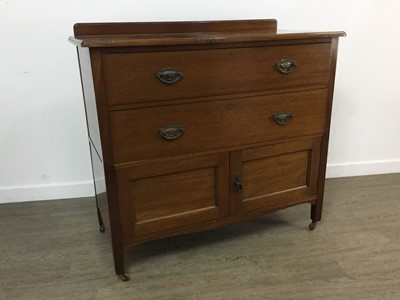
[124, 212, 298, 266]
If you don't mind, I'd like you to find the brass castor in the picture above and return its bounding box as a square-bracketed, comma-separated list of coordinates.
[309, 222, 317, 230]
[99, 224, 105, 233]
[117, 273, 130, 282]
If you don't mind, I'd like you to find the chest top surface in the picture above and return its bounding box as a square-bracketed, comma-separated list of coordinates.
[68, 19, 345, 48]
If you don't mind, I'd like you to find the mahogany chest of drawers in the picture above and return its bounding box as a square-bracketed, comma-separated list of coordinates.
[69, 19, 345, 281]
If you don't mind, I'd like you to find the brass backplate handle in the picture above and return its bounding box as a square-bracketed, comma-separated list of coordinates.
[277, 59, 297, 74]
[157, 68, 183, 84]
[159, 125, 185, 140]
[272, 112, 293, 125]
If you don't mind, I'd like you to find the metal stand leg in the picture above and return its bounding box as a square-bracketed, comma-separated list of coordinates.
[96, 205, 105, 233]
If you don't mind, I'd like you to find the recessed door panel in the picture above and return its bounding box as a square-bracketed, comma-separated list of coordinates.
[116, 153, 229, 239]
[230, 138, 321, 215]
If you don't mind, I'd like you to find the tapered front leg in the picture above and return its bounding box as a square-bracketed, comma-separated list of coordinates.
[309, 202, 322, 230]
[113, 244, 130, 281]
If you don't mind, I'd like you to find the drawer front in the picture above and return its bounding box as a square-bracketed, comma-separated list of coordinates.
[103, 43, 332, 105]
[109, 89, 328, 164]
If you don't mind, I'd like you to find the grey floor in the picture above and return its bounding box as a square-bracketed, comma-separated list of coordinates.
[1, 174, 400, 300]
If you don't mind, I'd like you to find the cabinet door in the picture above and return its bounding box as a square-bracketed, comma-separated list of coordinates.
[230, 138, 321, 215]
[116, 153, 229, 239]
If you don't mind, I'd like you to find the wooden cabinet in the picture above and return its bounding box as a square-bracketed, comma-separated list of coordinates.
[69, 19, 345, 281]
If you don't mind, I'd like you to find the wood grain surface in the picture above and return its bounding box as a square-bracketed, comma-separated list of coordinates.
[73, 19, 278, 37]
[109, 89, 328, 164]
[102, 43, 331, 105]
[69, 20, 344, 48]
[115, 153, 229, 239]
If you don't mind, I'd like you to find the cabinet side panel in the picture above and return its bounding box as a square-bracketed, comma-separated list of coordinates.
[77, 46, 108, 230]
[77, 46, 126, 275]
[312, 38, 340, 222]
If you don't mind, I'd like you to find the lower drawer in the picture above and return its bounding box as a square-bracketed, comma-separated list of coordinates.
[109, 89, 328, 164]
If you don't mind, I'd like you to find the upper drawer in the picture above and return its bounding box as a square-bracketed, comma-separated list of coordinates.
[102, 43, 332, 106]
[109, 89, 328, 164]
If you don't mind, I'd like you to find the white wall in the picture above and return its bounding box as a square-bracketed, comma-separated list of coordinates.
[1, 0, 400, 203]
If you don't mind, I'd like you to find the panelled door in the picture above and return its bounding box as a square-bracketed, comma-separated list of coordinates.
[116, 153, 229, 239]
[230, 138, 321, 215]
[116, 138, 321, 239]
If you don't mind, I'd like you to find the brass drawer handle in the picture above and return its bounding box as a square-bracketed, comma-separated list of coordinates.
[159, 125, 185, 140]
[272, 112, 293, 125]
[277, 59, 297, 74]
[156, 68, 183, 84]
